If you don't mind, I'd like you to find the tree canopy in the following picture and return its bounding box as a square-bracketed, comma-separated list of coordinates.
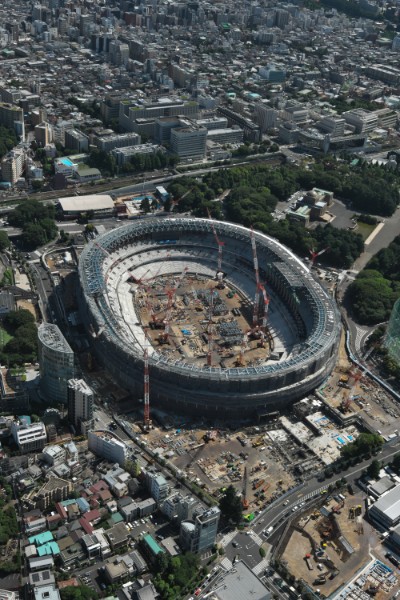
[340, 433, 383, 460]
[1, 309, 37, 365]
[8, 200, 58, 249]
[347, 235, 400, 325]
[219, 485, 243, 525]
[0, 126, 17, 160]
[60, 586, 97, 600]
[153, 552, 200, 600]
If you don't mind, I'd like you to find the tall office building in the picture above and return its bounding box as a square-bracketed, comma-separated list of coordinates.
[180, 506, 220, 553]
[38, 323, 74, 405]
[170, 126, 207, 160]
[254, 103, 277, 132]
[34, 122, 52, 146]
[67, 379, 94, 434]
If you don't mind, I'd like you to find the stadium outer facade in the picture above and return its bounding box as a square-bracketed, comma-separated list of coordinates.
[78, 217, 341, 418]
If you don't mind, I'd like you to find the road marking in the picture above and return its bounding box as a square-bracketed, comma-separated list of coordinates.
[253, 558, 269, 576]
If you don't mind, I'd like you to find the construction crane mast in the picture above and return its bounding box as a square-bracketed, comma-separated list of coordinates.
[250, 227, 262, 328]
[143, 347, 151, 431]
[207, 290, 215, 367]
[207, 209, 225, 277]
[242, 466, 249, 509]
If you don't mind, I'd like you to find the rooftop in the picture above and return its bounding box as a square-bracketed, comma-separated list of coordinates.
[38, 323, 73, 355]
[211, 561, 271, 600]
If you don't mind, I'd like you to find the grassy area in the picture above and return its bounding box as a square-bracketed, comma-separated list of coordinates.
[355, 221, 376, 241]
[1, 269, 13, 286]
[0, 327, 12, 350]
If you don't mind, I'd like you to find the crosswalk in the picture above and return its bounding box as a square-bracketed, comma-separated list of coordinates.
[220, 557, 233, 571]
[220, 530, 236, 548]
[253, 558, 269, 576]
[249, 530, 263, 546]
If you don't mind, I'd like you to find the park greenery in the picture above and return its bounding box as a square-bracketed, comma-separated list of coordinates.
[0, 505, 17, 545]
[0, 125, 17, 160]
[0, 309, 37, 365]
[347, 235, 400, 325]
[0, 232, 9, 253]
[8, 200, 58, 249]
[167, 160, 369, 268]
[340, 433, 383, 461]
[60, 586, 98, 600]
[219, 485, 243, 525]
[87, 149, 179, 178]
[153, 552, 200, 600]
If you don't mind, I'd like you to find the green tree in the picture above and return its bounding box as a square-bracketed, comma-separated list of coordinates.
[367, 459, 381, 479]
[60, 586, 98, 600]
[140, 197, 151, 213]
[219, 485, 243, 525]
[0, 231, 9, 252]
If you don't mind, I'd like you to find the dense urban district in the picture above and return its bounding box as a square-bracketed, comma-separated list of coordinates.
[1, 0, 400, 600]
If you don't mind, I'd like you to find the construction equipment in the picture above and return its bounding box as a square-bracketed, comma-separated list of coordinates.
[242, 466, 249, 509]
[305, 554, 314, 570]
[309, 246, 329, 268]
[253, 478, 265, 490]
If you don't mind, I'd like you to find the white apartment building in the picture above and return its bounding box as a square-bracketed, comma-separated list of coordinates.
[1, 149, 25, 183]
[42, 445, 66, 466]
[11, 419, 47, 453]
[88, 431, 128, 466]
[67, 378, 94, 434]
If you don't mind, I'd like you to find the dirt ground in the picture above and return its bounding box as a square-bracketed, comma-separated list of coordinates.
[16, 298, 37, 318]
[137, 275, 271, 369]
[282, 493, 376, 595]
[144, 425, 296, 509]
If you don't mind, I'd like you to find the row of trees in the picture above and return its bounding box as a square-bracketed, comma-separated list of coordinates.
[8, 200, 58, 249]
[122, 150, 180, 174]
[340, 433, 384, 460]
[347, 235, 400, 324]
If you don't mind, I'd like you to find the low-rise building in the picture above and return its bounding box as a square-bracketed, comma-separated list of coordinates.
[369, 483, 400, 528]
[106, 522, 129, 550]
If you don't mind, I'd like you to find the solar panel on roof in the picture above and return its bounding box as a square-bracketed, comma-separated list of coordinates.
[32, 574, 39, 582]
[43, 572, 50, 580]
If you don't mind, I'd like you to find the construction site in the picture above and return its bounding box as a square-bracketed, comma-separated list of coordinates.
[79, 217, 341, 419]
[279, 493, 377, 596]
[134, 271, 272, 369]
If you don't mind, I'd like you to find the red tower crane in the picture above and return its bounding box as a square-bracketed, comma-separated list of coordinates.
[207, 209, 225, 275]
[309, 247, 329, 268]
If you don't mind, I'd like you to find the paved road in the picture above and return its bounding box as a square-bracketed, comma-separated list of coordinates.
[353, 206, 400, 271]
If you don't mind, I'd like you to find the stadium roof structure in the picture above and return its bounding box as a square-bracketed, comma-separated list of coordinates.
[58, 194, 114, 213]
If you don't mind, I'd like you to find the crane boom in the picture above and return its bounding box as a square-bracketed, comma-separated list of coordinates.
[207, 209, 225, 273]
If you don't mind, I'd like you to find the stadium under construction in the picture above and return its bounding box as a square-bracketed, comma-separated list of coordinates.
[78, 218, 341, 419]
